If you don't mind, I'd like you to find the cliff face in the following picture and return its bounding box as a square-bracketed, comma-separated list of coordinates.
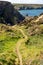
[0, 1, 25, 25]
[13, 9, 25, 24]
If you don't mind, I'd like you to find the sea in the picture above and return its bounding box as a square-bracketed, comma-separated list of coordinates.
[19, 9, 43, 16]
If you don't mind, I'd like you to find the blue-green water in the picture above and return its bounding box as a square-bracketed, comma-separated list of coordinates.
[19, 9, 43, 16]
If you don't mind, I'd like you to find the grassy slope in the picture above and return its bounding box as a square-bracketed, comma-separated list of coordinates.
[0, 17, 43, 65]
[0, 24, 23, 65]
[19, 25, 43, 65]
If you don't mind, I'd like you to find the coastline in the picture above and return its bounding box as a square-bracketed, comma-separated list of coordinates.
[14, 4, 43, 10]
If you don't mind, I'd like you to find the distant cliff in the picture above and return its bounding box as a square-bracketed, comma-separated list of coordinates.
[14, 4, 43, 10]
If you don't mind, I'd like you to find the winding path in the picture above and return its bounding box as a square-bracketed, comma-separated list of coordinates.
[16, 29, 28, 65]
[35, 15, 43, 22]
[16, 28, 28, 65]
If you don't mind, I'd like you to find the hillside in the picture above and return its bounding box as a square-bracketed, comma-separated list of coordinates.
[14, 4, 43, 10]
[0, 14, 43, 65]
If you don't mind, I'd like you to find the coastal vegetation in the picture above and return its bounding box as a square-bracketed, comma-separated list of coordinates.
[0, 13, 43, 65]
[0, 2, 43, 65]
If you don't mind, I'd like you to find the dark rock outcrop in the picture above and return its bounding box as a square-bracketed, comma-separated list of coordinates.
[0, 1, 25, 25]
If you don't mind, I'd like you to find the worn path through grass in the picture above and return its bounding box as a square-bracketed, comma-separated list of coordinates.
[12, 26, 28, 65]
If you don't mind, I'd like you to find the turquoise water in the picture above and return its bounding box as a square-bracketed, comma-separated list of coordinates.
[19, 9, 43, 16]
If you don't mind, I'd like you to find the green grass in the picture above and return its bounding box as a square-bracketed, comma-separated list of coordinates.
[0, 32, 18, 53]
[0, 27, 22, 65]
[20, 34, 43, 65]
[0, 24, 43, 65]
